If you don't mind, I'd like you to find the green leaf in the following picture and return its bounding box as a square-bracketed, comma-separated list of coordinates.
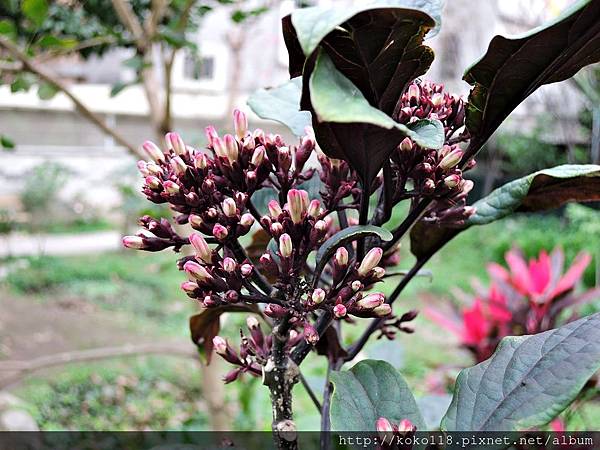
[409, 164, 600, 262]
[1, 135, 15, 150]
[468, 164, 600, 225]
[330, 360, 425, 431]
[37, 35, 77, 49]
[247, 78, 312, 137]
[441, 312, 600, 431]
[37, 82, 58, 100]
[463, 0, 600, 159]
[0, 19, 17, 38]
[313, 225, 393, 287]
[22, 0, 48, 28]
[110, 80, 134, 97]
[307, 51, 443, 184]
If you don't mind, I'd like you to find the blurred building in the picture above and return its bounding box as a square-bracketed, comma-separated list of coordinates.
[0, 0, 586, 213]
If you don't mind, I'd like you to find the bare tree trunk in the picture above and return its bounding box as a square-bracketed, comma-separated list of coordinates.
[200, 359, 231, 430]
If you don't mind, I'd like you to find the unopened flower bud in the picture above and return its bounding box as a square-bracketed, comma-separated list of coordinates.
[270, 222, 283, 236]
[166, 132, 185, 155]
[439, 149, 463, 170]
[240, 213, 254, 228]
[122, 236, 144, 249]
[314, 220, 327, 232]
[397, 418, 415, 433]
[444, 174, 461, 188]
[213, 137, 227, 159]
[357, 293, 385, 309]
[461, 179, 474, 194]
[279, 233, 293, 258]
[233, 109, 248, 140]
[268, 200, 283, 218]
[207, 208, 218, 219]
[372, 267, 386, 279]
[146, 162, 161, 175]
[287, 189, 307, 224]
[223, 134, 238, 163]
[181, 281, 199, 294]
[240, 264, 253, 277]
[357, 247, 383, 276]
[351, 280, 363, 292]
[408, 83, 420, 102]
[189, 214, 203, 228]
[184, 260, 213, 281]
[213, 224, 229, 241]
[431, 93, 444, 107]
[307, 200, 321, 218]
[376, 417, 394, 437]
[311, 288, 326, 305]
[145, 176, 161, 189]
[137, 160, 150, 176]
[400, 137, 413, 152]
[212, 336, 227, 355]
[251, 146, 265, 166]
[278, 147, 291, 171]
[246, 316, 259, 330]
[303, 322, 319, 345]
[264, 303, 287, 318]
[423, 178, 436, 193]
[335, 247, 348, 267]
[223, 257, 236, 272]
[333, 303, 347, 318]
[189, 233, 212, 264]
[142, 141, 164, 162]
[222, 197, 237, 217]
[373, 303, 392, 317]
[203, 295, 217, 307]
[163, 181, 180, 194]
[194, 152, 208, 169]
[170, 156, 187, 177]
[205, 126, 219, 147]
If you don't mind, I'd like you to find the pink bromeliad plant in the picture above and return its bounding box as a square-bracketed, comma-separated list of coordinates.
[426, 247, 597, 362]
[124, 1, 600, 447]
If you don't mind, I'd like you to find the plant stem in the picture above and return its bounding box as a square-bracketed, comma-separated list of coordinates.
[264, 316, 299, 450]
[356, 182, 371, 261]
[320, 357, 343, 450]
[299, 372, 322, 413]
[228, 239, 273, 294]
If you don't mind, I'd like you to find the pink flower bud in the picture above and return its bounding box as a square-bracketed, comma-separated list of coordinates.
[423, 178, 436, 193]
[270, 222, 283, 236]
[259, 253, 272, 265]
[461, 179, 474, 194]
[137, 160, 150, 176]
[213, 137, 227, 159]
[287, 189, 307, 224]
[205, 126, 219, 147]
[279, 233, 293, 258]
[163, 180, 180, 194]
[333, 303, 347, 318]
[307, 199, 321, 218]
[222, 197, 237, 217]
[181, 281, 199, 294]
[278, 147, 291, 171]
[213, 224, 229, 241]
[373, 304, 392, 317]
[311, 288, 326, 304]
[203, 295, 216, 307]
[240, 213, 254, 227]
[184, 260, 213, 281]
[165, 132, 186, 155]
[251, 146, 265, 166]
[431, 93, 444, 107]
[222, 257, 236, 272]
[122, 236, 144, 249]
[233, 109, 248, 140]
[444, 174, 461, 188]
[400, 137, 413, 152]
[246, 316, 259, 330]
[372, 267, 385, 279]
[397, 418, 415, 433]
[223, 134, 238, 163]
[268, 200, 283, 219]
[146, 162, 161, 175]
[357, 247, 383, 276]
[240, 264, 253, 277]
[264, 303, 287, 318]
[212, 336, 227, 355]
[189, 214, 203, 228]
[314, 220, 327, 232]
[357, 293, 385, 309]
[408, 83, 420, 102]
[194, 153, 208, 169]
[376, 417, 394, 434]
[303, 322, 319, 345]
[142, 141, 165, 162]
[189, 233, 212, 264]
[207, 208, 218, 219]
[335, 247, 348, 267]
[439, 149, 463, 170]
[351, 280, 363, 292]
[145, 176, 161, 189]
[170, 156, 187, 177]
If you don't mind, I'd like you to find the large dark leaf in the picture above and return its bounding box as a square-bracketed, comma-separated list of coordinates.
[410, 164, 600, 261]
[330, 359, 425, 431]
[307, 51, 444, 184]
[441, 312, 600, 431]
[189, 304, 259, 363]
[284, 1, 440, 116]
[247, 77, 311, 137]
[463, 0, 600, 158]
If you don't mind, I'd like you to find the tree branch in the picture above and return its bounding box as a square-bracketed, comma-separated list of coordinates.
[0, 35, 141, 158]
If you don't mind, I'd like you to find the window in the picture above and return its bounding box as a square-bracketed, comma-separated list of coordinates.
[172, 41, 228, 92]
[183, 54, 215, 81]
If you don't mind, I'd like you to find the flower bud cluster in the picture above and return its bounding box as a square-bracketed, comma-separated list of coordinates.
[122, 215, 188, 252]
[317, 154, 360, 210]
[376, 416, 416, 443]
